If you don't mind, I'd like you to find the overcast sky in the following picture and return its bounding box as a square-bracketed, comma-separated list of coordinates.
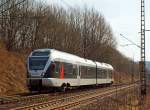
[45, 0, 150, 61]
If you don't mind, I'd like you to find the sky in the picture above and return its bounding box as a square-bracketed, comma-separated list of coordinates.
[45, 0, 150, 61]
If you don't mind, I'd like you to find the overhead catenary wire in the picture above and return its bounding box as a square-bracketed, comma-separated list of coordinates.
[120, 34, 141, 49]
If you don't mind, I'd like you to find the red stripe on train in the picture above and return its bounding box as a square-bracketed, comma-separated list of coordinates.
[60, 64, 64, 79]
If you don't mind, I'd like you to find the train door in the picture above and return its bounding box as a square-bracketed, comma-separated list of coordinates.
[77, 65, 80, 86]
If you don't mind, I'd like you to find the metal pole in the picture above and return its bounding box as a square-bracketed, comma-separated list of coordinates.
[139, 0, 146, 109]
[140, 0, 146, 96]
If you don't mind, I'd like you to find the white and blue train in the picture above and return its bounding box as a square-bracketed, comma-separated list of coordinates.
[27, 49, 114, 91]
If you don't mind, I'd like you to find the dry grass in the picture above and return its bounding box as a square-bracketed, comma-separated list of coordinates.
[143, 85, 150, 110]
[0, 39, 6, 50]
[0, 48, 28, 95]
[113, 72, 135, 84]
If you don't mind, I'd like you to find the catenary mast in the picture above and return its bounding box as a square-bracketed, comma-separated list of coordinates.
[140, 0, 146, 97]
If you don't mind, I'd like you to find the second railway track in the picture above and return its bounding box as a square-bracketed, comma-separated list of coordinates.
[7, 83, 138, 110]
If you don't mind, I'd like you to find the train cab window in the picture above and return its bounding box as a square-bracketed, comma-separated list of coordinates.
[32, 51, 50, 56]
[29, 57, 49, 70]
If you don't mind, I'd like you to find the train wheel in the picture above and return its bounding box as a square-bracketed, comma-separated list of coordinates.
[67, 83, 71, 89]
[61, 84, 67, 92]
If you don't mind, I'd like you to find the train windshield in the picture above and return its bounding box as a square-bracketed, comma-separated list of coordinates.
[29, 57, 49, 70]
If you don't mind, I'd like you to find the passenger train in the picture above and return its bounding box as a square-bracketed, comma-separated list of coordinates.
[27, 49, 114, 91]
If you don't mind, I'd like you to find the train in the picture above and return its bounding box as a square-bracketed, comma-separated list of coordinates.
[27, 49, 114, 91]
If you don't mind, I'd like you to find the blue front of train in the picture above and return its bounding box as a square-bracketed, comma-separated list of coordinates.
[27, 50, 53, 90]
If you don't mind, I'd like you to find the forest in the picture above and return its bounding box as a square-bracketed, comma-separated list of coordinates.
[0, 0, 139, 94]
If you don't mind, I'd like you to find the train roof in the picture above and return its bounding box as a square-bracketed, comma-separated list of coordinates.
[30, 49, 113, 70]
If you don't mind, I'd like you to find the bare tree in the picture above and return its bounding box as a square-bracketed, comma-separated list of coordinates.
[0, 0, 139, 76]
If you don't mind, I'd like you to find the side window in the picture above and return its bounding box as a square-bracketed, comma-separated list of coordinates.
[102, 69, 107, 78]
[64, 63, 77, 78]
[108, 70, 112, 79]
[64, 63, 72, 75]
[80, 66, 96, 78]
[80, 66, 87, 78]
[55, 62, 60, 74]
[97, 68, 107, 79]
[87, 67, 96, 78]
[73, 65, 78, 77]
[50, 61, 60, 78]
[97, 68, 103, 78]
[97, 68, 112, 79]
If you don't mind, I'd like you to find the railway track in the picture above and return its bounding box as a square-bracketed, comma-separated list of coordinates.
[0, 84, 119, 105]
[0, 85, 118, 109]
[0, 93, 51, 110]
[0, 86, 109, 107]
[0, 93, 49, 104]
[5, 83, 138, 110]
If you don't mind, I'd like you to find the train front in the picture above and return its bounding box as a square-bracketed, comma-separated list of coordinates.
[27, 49, 52, 91]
